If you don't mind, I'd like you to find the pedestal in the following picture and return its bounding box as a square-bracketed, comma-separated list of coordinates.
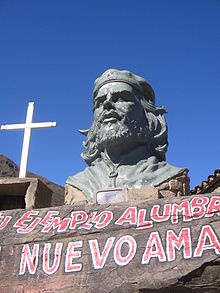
[0, 177, 52, 210]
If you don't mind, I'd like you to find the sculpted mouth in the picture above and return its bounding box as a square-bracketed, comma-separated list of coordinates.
[101, 111, 121, 123]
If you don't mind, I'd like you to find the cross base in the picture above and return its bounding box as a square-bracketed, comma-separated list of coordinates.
[0, 177, 52, 210]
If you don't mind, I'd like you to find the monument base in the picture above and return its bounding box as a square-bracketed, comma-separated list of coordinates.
[0, 177, 52, 210]
[0, 193, 220, 292]
[65, 170, 190, 205]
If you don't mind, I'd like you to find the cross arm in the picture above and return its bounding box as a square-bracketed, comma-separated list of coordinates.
[1, 122, 56, 131]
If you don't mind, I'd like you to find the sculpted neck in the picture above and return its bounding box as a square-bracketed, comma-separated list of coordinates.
[102, 144, 151, 165]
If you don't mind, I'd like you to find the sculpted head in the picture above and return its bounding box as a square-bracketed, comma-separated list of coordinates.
[81, 69, 168, 165]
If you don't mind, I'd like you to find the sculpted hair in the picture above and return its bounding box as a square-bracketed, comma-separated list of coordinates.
[139, 95, 168, 161]
[81, 92, 168, 166]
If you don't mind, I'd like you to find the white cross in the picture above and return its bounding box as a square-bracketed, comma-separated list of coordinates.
[1, 102, 56, 178]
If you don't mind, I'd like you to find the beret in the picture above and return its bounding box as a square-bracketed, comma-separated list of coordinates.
[92, 69, 155, 104]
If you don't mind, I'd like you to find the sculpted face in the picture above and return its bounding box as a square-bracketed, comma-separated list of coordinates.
[93, 82, 149, 151]
[93, 82, 138, 122]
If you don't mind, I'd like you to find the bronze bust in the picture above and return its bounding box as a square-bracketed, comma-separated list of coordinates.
[65, 69, 189, 204]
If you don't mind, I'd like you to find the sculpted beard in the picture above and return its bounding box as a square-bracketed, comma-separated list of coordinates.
[95, 115, 150, 151]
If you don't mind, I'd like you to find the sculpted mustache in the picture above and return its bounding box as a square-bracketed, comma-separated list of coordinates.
[98, 110, 122, 123]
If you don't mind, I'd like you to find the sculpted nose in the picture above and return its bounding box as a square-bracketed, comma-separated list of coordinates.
[103, 94, 115, 110]
[103, 100, 112, 110]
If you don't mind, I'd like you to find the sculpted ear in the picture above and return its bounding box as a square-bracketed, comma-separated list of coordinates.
[79, 129, 90, 136]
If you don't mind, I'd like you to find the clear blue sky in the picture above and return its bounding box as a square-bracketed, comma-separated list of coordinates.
[0, 0, 219, 190]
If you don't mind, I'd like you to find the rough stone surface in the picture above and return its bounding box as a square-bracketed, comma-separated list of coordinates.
[0, 193, 220, 292]
[0, 177, 52, 209]
[65, 183, 87, 205]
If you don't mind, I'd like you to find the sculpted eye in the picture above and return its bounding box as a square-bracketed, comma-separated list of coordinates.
[115, 96, 122, 102]
[112, 96, 125, 103]
[93, 97, 105, 110]
[95, 100, 101, 108]
[98, 99, 105, 107]
[114, 92, 133, 103]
